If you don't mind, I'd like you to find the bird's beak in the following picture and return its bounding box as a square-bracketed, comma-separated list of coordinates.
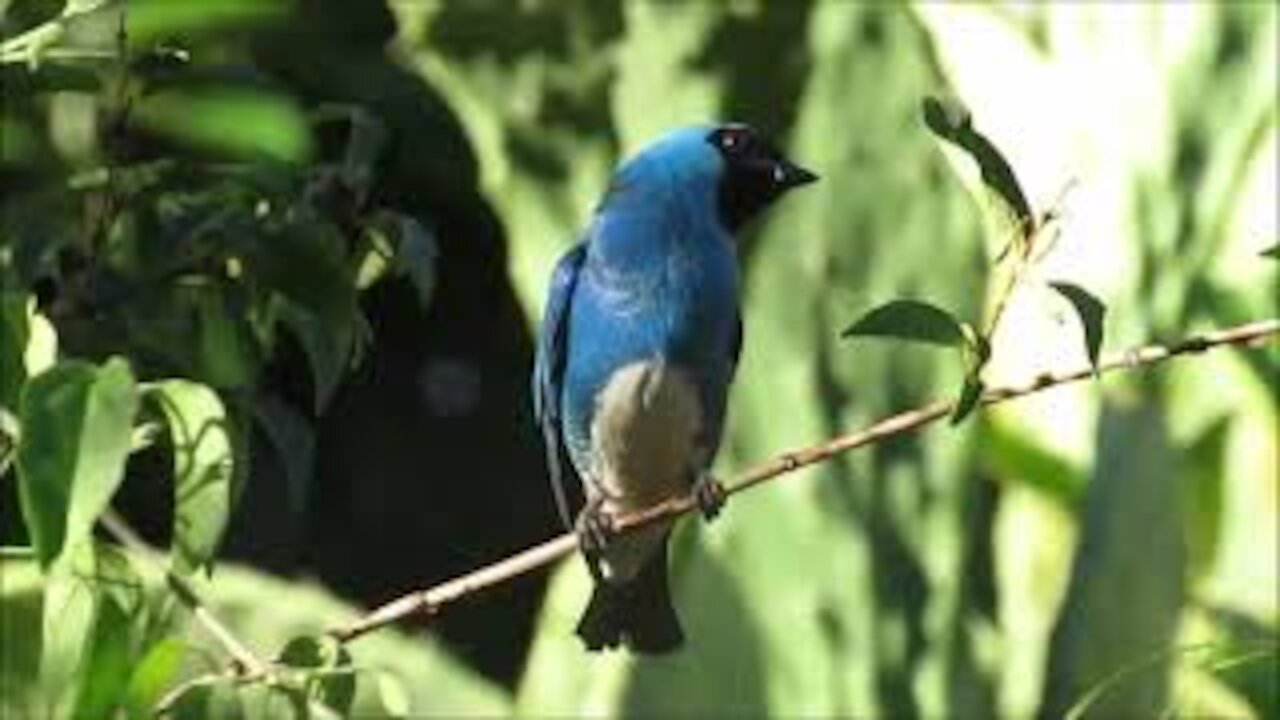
[775, 159, 819, 189]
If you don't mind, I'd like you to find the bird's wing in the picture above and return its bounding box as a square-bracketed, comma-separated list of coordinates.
[533, 242, 588, 533]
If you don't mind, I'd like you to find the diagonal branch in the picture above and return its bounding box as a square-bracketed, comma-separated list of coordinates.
[329, 318, 1279, 644]
[100, 510, 272, 678]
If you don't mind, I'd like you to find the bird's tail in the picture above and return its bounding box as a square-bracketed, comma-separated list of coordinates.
[576, 544, 683, 654]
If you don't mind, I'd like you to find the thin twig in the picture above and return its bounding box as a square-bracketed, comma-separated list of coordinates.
[99, 510, 270, 676]
[102, 514, 351, 719]
[329, 317, 1279, 643]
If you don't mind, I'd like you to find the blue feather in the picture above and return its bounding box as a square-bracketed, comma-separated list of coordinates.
[531, 123, 814, 653]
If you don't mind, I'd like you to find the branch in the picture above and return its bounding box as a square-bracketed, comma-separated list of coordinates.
[101, 513, 347, 718]
[330, 318, 1278, 643]
[99, 510, 270, 677]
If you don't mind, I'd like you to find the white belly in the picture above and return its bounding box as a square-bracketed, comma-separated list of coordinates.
[589, 360, 706, 582]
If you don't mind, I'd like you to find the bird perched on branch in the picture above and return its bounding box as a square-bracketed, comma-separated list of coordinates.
[532, 123, 817, 653]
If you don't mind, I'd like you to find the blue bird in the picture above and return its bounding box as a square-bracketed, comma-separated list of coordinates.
[533, 123, 817, 653]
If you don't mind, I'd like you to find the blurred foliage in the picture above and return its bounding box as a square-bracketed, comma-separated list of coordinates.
[1, 0, 1276, 717]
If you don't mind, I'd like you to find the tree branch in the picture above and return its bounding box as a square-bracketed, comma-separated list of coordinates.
[329, 318, 1279, 644]
[100, 510, 271, 677]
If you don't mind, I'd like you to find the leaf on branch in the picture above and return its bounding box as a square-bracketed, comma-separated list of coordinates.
[1049, 281, 1107, 372]
[921, 96, 1035, 248]
[841, 299, 967, 348]
[950, 374, 984, 425]
[278, 635, 356, 716]
[362, 209, 439, 311]
[70, 577, 133, 718]
[124, 637, 188, 718]
[145, 380, 234, 575]
[254, 219, 359, 412]
[15, 358, 138, 569]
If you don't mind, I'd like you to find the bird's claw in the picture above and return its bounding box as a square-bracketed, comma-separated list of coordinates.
[575, 497, 614, 582]
[693, 474, 726, 521]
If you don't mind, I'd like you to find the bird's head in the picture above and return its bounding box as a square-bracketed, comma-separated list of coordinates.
[623, 123, 818, 233]
[705, 123, 818, 232]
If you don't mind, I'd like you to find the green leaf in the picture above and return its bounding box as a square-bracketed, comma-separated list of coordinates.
[278, 301, 353, 414]
[169, 681, 243, 720]
[1261, 243, 1278, 259]
[950, 374, 984, 425]
[1048, 281, 1107, 370]
[278, 635, 356, 716]
[1, 293, 31, 410]
[253, 219, 358, 412]
[124, 637, 187, 720]
[125, 0, 287, 45]
[0, 548, 43, 709]
[367, 210, 439, 311]
[191, 285, 260, 390]
[145, 380, 234, 574]
[841, 299, 968, 348]
[38, 546, 101, 714]
[15, 358, 138, 569]
[70, 588, 133, 720]
[132, 88, 312, 163]
[1, 294, 57, 412]
[921, 95, 1034, 234]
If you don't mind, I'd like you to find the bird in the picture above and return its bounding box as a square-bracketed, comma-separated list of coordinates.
[532, 123, 817, 653]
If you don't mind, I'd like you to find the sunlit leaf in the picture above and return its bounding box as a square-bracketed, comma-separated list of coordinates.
[145, 380, 233, 574]
[0, 549, 43, 708]
[365, 209, 438, 310]
[38, 548, 100, 714]
[1049, 281, 1107, 371]
[841, 299, 967, 347]
[125, 0, 288, 45]
[15, 358, 138, 569]
[132, 88, 312, 163]
[123, 637, 187, 720]
[70, 587, 133, 720]
[1, 295, 57, 412]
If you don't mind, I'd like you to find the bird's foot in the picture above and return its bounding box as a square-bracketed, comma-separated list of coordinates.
[575, 497, 615, 583]
[692, 473, 726, 522]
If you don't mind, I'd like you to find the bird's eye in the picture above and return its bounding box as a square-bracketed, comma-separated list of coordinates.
[719, 128, 750, 153]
